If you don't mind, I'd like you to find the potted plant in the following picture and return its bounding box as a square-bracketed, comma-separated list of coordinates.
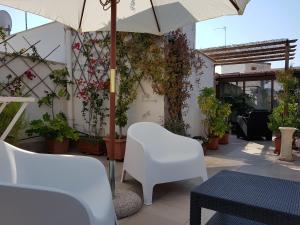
[208, 117, 228, 150]
[104, 87, 129, 161]
[76, 77, 109, 155]
[104, 107, 127, 161]
[219, 126, 230, 145]
[268, 69, 300, 155]
[26, 113, 79, 154]
[164, 118, 188, 136]
[268, 103, 299, 155]
[198, 87, 229, 150]
[104, 56, 140, 161]
[218, 103, 232, 145]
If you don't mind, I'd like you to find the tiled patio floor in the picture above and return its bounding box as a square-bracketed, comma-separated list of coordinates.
[98, 135, 300, 225]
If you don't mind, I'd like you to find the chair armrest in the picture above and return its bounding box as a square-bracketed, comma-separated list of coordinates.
[123, 134, 147, 183]
[0, 183, 93, 225]
[17, 154, 110, 193]
[168, 133, 205, 156]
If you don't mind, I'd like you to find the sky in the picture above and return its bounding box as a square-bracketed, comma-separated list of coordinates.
[196, 0, 300, 68]
[1, 0, 300, 68]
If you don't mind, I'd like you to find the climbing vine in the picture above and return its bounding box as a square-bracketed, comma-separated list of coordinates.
[72, 30, 203, 137]
[162, 30, 204, 134]
[38, 68, 72, 118]
[115, 32, 165, 136]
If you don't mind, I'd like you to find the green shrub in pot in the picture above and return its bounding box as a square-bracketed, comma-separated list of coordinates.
[26, 112, 79, 142]
[26, 113, 79, 154]
[268, 102, 300, 134]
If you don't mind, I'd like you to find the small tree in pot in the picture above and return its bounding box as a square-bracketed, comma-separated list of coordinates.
[76, 78, 109, 155]
[198, 88, 227, 150]
[104, 42, 140, 160]
[268, 69, 300, 155]
[198, 88, 231, 149]
[218, 103, 232, 145]
[268, 103, 299, 154]
[106, 92, 130, 161]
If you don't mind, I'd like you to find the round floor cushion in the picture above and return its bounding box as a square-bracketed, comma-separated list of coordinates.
[113, 189, 142, 219]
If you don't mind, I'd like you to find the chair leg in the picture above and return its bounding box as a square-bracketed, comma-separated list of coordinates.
[202, 171, 208, 182]
[121, 170, 126, 182]
[143, 184, 154, 205]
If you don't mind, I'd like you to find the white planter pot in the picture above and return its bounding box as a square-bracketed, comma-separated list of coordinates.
[279, 127, 297, 161]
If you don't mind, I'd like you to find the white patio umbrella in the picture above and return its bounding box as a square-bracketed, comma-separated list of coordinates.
[0, 0, 250, 195]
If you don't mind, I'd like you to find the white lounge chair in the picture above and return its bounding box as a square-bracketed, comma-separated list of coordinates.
[121, 122, 207, 205]
[0, 140, 115, 225]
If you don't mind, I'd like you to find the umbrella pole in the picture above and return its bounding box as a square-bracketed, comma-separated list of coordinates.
[109, 0, 117, 197]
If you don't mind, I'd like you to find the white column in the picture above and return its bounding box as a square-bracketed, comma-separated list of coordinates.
[65, 27, 75, 127]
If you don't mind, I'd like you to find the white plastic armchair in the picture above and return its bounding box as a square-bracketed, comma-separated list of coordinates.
[0, 140, 115, 225]
[121, 122, 207, 205]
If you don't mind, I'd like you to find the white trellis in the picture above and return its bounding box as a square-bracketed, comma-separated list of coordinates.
[0, 96, 35, 140]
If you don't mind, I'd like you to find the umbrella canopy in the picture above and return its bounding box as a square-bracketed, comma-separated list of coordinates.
[0, 0, 249, 34]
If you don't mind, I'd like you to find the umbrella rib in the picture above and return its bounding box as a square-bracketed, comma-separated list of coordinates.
[229, 0, 240, 12]
[150, 0, 161, 33]
[79, 0, 87, 31]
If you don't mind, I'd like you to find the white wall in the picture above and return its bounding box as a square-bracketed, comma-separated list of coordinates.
[0, 22, 66, 64]
[244, 63, 271, 72]
[221, 63, 271, 74]
[127, 80, 165, 127]
[182, 24, 215, 137]
[221, 64, 246, 74]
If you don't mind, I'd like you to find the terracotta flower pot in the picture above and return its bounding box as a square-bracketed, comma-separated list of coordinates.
[104, 137, 126, 161]
[46, 138, 69, 154]
[77, 138, 105, 156]
[219, 133, 229, 145]
[207, 136, 219, 150]
[274, 136, 281, 155]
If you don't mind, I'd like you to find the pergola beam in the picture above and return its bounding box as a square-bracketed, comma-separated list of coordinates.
[206, 45, 296, 58]
[211, 48, 296, 60]
[202, 39, 297, 53]
[215, 57, 294, 65]
[215, 54, 294, 64]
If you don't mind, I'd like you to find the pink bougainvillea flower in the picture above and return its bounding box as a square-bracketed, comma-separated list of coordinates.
[72, 42, 81, 50]
[24, 69, 36, 80]
[89, 39, 98, 45]
[90, 58, 97, 65]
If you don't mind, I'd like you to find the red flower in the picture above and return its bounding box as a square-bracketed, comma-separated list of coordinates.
[24, 69, 36, 80]
[90, 58, 97, 65]
[72, 42, 81, 50]
[89, 39, 98, 45]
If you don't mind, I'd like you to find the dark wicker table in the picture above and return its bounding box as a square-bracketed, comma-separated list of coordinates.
[190, 170, 300, 225]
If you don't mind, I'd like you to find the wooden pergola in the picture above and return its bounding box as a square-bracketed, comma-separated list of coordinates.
[199, 39, 298, 110]
[215, 68, 300, 82]
[201, 39, 297, 69]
